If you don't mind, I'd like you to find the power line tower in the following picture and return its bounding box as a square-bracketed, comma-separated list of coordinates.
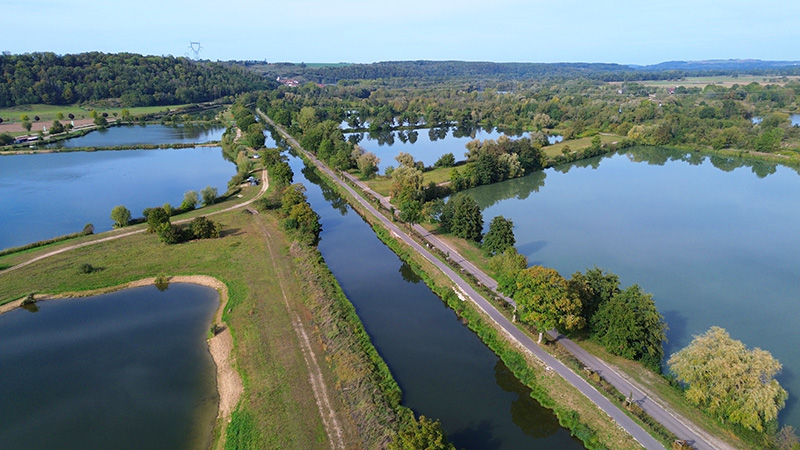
[186, 41, 203, 59]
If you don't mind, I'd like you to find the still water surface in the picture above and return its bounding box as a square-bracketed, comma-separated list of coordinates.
[0, 147, 234, 249]
[467, 147, 800, 428]
[44, 124, 225, 148]
[286, 150, 584, 450]
[0, 284, 219, 450]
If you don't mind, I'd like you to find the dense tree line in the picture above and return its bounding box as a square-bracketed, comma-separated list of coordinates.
[240, 60, 800, 86]
[0, 52, 274, 107]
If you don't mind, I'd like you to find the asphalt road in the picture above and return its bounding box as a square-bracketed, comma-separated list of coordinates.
[262, 114, 727, 450]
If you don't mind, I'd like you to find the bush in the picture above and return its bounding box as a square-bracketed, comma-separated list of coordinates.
[21, 293, 37, 305]
[154, 274, 170, 291]
[190, 216, 221, 239]
[78, 263, 95, 274]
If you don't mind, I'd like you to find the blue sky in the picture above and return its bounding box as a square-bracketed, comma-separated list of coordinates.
[3, 0, 799, 65]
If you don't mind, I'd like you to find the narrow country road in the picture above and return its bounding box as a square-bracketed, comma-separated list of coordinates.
[260, 111, 681, 450]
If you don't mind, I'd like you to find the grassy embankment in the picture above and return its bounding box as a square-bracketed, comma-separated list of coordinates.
[298, 156, 644, 450]
[0, 178, 403, 448]
[0, 103, 193, 125]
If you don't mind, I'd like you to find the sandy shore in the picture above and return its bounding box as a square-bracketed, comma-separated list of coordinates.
[0, 275, 243, 441]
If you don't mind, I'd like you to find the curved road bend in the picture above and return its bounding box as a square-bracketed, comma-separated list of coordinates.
[262, 112, 675, 450]
[3, 167, 270, 274]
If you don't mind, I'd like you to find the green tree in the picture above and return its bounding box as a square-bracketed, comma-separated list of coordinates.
[388, 415, 455, 450]
[489, 249, 528, 297]
[281, 184, 308, 216]
[441, 194, 483, 242]
[201, 186, 218, 206]
[434, 152, 456, 168]
[668, 326, 787, 432]
[483, 215, 515, 255]
[110, 205, 131, 228]
[22, 120, 32, 132]
[181, 190, 199, 211]
[591, 284, 667, 371]
[390, 166, 424, 201]
[190, 216, 221, 239]
[156, 222, 185, 244]
[357, 151, 381, 179]
[49, 120, 65, 134]
[144, 206, 170, 233]
[515, 266, 584, 343]
[568, 267, 621, 326]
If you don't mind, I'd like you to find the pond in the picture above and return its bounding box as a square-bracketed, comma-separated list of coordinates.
[0, 147, 235, 250]
[286, 150, 584, 450]
[348, 127, 537, 174]
[465, 147, 800, 429]
[0, 283, 219, 450]
[43, 124, 226, 149]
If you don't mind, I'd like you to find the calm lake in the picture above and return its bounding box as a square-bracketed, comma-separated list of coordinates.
[286, 150, 584, 450]
[44, 124, 226, 148]
[0, 147, 235, 250]
[466, 147, 800, 429]
[0, 283, 219, 450]
[348, 127, 526, 174]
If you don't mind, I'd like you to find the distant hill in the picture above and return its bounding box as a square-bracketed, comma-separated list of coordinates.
[632, 59, 800, 71]
[241, 60, 635, 84]
[239, 59, 800, 84]
[0, 52, 275, 108]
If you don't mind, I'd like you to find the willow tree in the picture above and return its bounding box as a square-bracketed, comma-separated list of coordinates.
[668, 326, 787, 432]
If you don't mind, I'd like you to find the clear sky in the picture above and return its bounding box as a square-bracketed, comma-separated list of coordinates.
[3, 0, 799, 65]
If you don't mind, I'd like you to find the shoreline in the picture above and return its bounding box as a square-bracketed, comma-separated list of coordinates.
[0, 275, 243, 444]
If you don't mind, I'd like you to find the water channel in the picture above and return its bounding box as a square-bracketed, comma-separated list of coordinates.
[466, 147, 800, 429]
[43, 124, 226, 149]
[285, 148, 585, 449]
[0, 147, 235, 250]
[0, 283, 219, 450]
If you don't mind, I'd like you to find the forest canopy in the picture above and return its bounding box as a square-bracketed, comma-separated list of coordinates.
[0, 52, 274, 107]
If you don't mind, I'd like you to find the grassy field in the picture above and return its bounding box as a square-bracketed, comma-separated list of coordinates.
[631, 75, 800, 88]
[544, 134, 622, 158]
[0, 103, 198, 124]
[0, 187, 362, 449]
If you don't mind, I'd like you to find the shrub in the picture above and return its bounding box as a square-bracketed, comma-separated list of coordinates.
[78, 263, 95, 274]
[154, 274, 170, 291]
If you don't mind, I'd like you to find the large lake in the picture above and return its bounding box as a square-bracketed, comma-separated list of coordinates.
[287, 151, 584, 449]
[466, 147, 800, 429]
[0, 283, 219, 450]
[44, 124, 226, 148]
[0, 147, 235, 250]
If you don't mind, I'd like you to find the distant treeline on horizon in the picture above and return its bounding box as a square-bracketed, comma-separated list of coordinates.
[3, 51, 800, 109]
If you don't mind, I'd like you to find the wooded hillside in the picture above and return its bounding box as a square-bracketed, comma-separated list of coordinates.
[0, 52, 274, 107]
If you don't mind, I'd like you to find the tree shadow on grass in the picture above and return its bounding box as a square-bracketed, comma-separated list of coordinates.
[219, 228, 242, 238]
